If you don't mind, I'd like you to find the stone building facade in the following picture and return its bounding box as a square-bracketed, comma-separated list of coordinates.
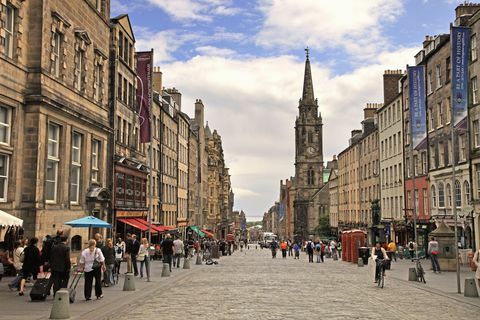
[0, 0, 112, 245]
[328, 166, 339, 230]
[358, 106, 380, 240]
[177, 109, 189, 232]
[110, 15, 150, 236]
[378, 71, 405, 243]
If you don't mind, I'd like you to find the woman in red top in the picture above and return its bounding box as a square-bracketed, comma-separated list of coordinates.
[280, 241, 288, 259]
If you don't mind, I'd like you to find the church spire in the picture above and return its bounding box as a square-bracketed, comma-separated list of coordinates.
[301, 47, 315, 103]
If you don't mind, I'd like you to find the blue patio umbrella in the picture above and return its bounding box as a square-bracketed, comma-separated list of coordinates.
[64, 216, 112, 228]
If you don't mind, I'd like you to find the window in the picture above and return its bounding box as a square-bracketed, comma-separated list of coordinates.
[96, 0, 103, 13]
[455, 180, 462, 208]
[46, 123, 60, 202]
[446, 184, 452, 207]
[0, 154, 9, 201]
[439, 142, 444, 167]
[427, 71, 433, 94]
[70, 132, 82, 204]
[473, 77, 479, 105]
[307, 168, 314, 185]
[52, 31, 62, 77]
[94, 63, 101, 102]
[117, 73, 122, 100]
[0, 106, 11, 145]
[428, 107, 434, 131]
[437, 102, 443, 127]
[459, 135, 466, 162]
[91, 140, 100, 182]
[446, 57, 451, 83]
[477, 165, 480, 198]
[4, 3, 15, 58]
[435, 65, 441, 88]
[123, 78, 128, 102]
[423, 189, 428, 216]
[438, 182, 445, 208]
[474, 120, 480, 147]
[118, 31, 124, 60]
[446, 98, 451, 123]
[431, 185, 437, 208]
[74, 49, 84, 91]
[472, 34, 477, 61]
[464, 181, 470, 205]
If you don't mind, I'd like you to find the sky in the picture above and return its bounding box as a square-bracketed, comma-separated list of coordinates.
[111, 0, 463, 221]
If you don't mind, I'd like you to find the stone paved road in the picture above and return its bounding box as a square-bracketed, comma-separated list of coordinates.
[108, 248, 479, 320]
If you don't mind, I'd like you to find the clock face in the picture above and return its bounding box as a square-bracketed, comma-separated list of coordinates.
[307, 147, 315, 155]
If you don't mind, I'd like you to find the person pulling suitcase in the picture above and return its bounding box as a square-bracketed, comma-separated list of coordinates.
[49, 235, 71, 296]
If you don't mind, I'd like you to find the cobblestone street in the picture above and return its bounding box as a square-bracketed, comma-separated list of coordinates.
[108, 248, 479, 320]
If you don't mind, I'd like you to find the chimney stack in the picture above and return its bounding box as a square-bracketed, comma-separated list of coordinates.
[383, 70, 403, 106]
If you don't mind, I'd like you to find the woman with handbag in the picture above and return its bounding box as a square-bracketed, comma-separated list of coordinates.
[137, 238, 149, 279]
[473, 248, 480, 287]
[78, 239, 105, 300]
[101, 239, 115, 287]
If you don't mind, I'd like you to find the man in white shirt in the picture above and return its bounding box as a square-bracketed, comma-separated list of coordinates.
[173, 237, 184, 268]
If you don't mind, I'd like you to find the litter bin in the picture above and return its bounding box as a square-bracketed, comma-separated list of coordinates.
[358, 247, 369, 265]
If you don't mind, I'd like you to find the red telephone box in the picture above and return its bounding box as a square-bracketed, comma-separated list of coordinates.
[345, 230, 352, 262]
[341, 232, 347, 261]
[350, 230, 366, 263]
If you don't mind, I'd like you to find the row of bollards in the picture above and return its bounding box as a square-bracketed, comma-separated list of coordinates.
[50, 254, 203, 319]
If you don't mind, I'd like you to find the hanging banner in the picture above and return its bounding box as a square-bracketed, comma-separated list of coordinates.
[136, 51, 153, 143]
[279, 202, 285, 222]
[408, 66, 427, 149]
[451, 26, 470, 126]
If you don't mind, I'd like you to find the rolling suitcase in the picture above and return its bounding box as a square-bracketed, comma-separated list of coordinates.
[30, 277, 50, 301]
[68, 272, 82, 303]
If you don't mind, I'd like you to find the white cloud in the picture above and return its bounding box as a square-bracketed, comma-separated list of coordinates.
[160, 46, 418, 214]
[147, 0, 241, 22]
[195, 46, 236, 57]
[256, 0, 404, 59]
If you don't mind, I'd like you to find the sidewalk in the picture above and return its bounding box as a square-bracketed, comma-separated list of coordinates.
[0, 256, 208, 320]
[376, 257, 480, 307]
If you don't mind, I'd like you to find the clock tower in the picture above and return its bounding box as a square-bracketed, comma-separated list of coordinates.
[294, 48, 324, 238]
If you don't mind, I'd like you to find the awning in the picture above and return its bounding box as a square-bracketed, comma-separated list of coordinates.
[189, 226, 205, 237]
[0, 210, 23, 226]
[201, 229, 215, 238]
[153, 224, 175, 232]
[118, 218, 148, 231]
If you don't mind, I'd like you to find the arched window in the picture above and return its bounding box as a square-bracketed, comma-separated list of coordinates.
[446, 184, 452, 207]
[455, 180, 462, 207]
[438, 182, 445, 208]
[307, 168, 314, 185]
[71, 235, 82, 252]
[431, 185, 437, 208]
[464, 181, 470, 205]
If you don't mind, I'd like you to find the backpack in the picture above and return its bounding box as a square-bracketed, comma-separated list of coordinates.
[116, 246, 122, 255]
[409, 242, 414, 250]
[315, 244, 321, 251]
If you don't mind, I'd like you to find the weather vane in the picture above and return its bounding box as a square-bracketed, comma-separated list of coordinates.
[305, 46, 310, 59]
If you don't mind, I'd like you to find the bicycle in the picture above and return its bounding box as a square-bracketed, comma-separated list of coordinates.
[376, 259, 386, 288]
[413, 256, 426, 283]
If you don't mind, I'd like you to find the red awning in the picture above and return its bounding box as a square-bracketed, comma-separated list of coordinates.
[154, 224, 175, 232]
[201, 229, 215, 238]
[133, 218, 166, 233]
[117, 218, 148, 232]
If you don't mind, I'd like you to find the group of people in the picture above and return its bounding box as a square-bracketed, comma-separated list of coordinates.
[269, 239, 341, 262]
[1, 230, 205, 301]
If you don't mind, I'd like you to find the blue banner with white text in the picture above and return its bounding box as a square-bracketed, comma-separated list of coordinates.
[408, 66, 427, 149]
[451, 26, 470, 126]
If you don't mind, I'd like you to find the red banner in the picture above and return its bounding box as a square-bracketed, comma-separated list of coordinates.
[135, 51, 153, 143]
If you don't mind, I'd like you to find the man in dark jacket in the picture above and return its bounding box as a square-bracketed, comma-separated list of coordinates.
[124, 233, 133, 274]
[49, 236, 71, 296]
[131, 235, 140, 276]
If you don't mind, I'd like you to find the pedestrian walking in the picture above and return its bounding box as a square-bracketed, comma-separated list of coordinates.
[315, 242, 322, 263]
[293, 243, 300, 259]
[101, 238, 115, 286]
[49, 235, 71, 295]
[320, 242, 325, 262]
[337, 241, 342, 259]
[270, 239, 278, 259]
[131, 235, 140, 276]
[137, 238, 150, 279]
[287, 239, 293, 256]
[8, 240, 25, 291]
[173, 236, 183, 268]
[94, 233, 104, 249]
[18, 237, 41, 296]
[330, 240, 338, 261]
[427, 237, 441, 273]
[387, 240, 397, 262]
[124, 233, 133, 273]
[280, 241, 288, 259]
[407, 240, 416, 261]
[114, 238, 125, 275]
[78, 239, 105, 301]
[473, 248, 480, 288]
[161, 234, 174, 272]
[307, 240, 314, 263]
